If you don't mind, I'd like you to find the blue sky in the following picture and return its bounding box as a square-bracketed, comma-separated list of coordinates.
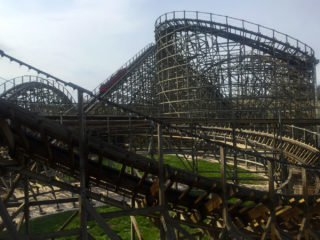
[0, 0, 319, 90]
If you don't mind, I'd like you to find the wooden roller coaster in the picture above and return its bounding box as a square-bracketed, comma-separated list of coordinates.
[0, 10, 319, 240]
[0, 98, 320, 239]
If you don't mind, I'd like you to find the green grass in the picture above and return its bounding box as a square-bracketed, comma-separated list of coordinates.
[0, 205, 211, 239]
[93, 154, 262, 184]
[147, 154, 263, 184]
[0, 206, 160, 240]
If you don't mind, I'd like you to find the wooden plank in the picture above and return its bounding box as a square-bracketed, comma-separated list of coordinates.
[204, 195, 222, 213]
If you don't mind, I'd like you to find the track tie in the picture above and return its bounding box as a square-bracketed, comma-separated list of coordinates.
[288, 198, 296, 204]
[238, 203, 255, 215]
[247, 203, 268, 222]
[276, 205, 292, 217]
[193, 192, 209, 207]
[228, 199, 242, 213]
[203, 195, 222, 213]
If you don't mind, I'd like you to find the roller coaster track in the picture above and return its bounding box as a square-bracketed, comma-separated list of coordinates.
[155, 11, 315, 67]
[155, 11, 317, 119]
[0, 100, 320, 239]
[0, 10, 319, 239]
[197, 126, 320, 167]
[84, 43, 156, 114]
[0, 75, 76, 113]
[42, 114, 320, 169]
[97, 120, 320, 190]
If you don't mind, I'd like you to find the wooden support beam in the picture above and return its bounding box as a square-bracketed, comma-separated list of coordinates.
[132, 171, 148, 200]
[68, 136, 75, 169]
[177, 186, 192, 201]
[84, 198, 122, 240]
[297, 168, 311, 240]
[100, 206, 162, 219]
[40, 129, 54, 167]
[13, 168, 129, 209]
[51, 210, 79, 240]
[0, 198, 23, 240]
[78, 90, 88, 240]
[220, 146, 253, 240]
[24, 175, 30, 237]
[0, 202, 24, 231]
[16, 212, 24, 233]
[170, 221, 196, 240]
[1, 173, 21, 204]
[115, 164, 126, 192]
[130, 216, 143, 240]
[0, 119, 15, 152]
[160, 210, 177, 240]
[6, 198, 79, 208]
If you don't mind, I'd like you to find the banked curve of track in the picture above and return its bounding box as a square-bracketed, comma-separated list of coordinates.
[155, 11, 316, 67]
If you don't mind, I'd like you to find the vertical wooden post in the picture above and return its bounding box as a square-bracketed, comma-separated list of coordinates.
[191, 123, 196, 173]
[129, 115, 136, 240]
[298, 168, 310, 240]
[158, 124, 166, 240]
[24, 176, 30, 239]
[78, 90, 88, 240]
[232, 125, 238, 184]
[0, 198, 22, 240]
[220, 146, 228, 226]
[268, 160, 276, 220]
[157, 124, 165, 207]
[268, 159, 279, 240]
[107, 116, 111, 144]
[302, 168, 309, 226]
